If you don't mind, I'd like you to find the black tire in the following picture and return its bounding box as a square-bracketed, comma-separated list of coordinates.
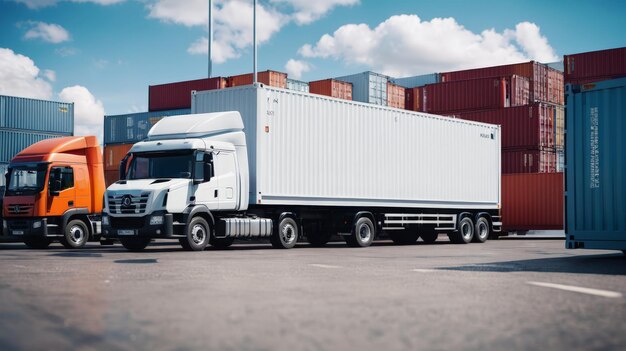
[449, 217, 474, 244]
[271, 217, 299, 249]
[181, 217, 210, 251]
[473, 217, 490, 243]
[305, 222, 331, 247]
[389, 231, 419, 245]
[346, 217, 375, 247]
[60, 219, 90, 249]
[23, 237, 51, 249]
[119, 237, 151, 251]
[420, 231, 438, 244]
[211, 236, 235, 249]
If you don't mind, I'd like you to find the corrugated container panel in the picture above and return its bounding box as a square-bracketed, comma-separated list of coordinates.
[104, 170, 120, 187]
[564, 47, 626, 83]
[502, 148, 556, 174]
[286, 79, 309, 93]
[386, 82, 405, 109]
[390, 73, 440, 88]
[555, 105, 565, 149]
[0, 129, 66, 163]
[547, 67, 565, 105]
[404, 87, 424, 112]
[424, 77, 507, 114]
[149, 77, 226, 111]
[453, 103, 554, 149]
[104, 109, 191, 145]
[0, 95, 74, 134]
[565, 77, 626, 250]
[335, 71, 389, 105]
[502, 173, 563, 231]
[228, 70, 287, 89]
[309, 79, 352, 100]
[192, 86, 501, 208]
[0, 163, 8, 186]
[510, 75, 530, 106]
[104, 143, 133, 171]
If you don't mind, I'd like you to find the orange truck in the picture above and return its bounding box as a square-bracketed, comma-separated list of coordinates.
[2, 136, 107, 249]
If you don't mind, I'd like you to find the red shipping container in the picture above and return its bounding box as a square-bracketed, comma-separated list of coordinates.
[386, 82, 405, 109]
[104, 143, 133, 171]
[564, 47, 626, 83]
[502, 173, 563, 232]
[149, 77, 227, 111]
[452, 103, 554, 149]
[404, 87, 424, 112]
[509, 75, 530, 106]
[440, 61, 548, 102]
[423, 77, 507, 114]
[502, 148, 556, 174]
[104, 170, 120, 187]
[309, 79, 352, 100]
[228, 70, 287, 88]
[547, 67, 564, 105]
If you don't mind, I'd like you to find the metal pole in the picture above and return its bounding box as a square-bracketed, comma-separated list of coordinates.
[208, 0, 213, 78]
[253, 0, 257, 83]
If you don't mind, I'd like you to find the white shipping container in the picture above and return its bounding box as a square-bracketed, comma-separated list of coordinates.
[191, 85, 501, 210]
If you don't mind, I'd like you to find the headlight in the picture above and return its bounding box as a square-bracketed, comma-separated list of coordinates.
[150, 215, 164, 226]
[32, 221, 42, 229]
[102, 216, 109, 226]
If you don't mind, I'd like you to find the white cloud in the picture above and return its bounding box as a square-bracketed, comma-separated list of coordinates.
[43, 69, 56, 82]
[23, 21, 70, 44]
[270, 0, 359, 25]
[13, 0, 125, 9]
[299, 15, 559, 77]
[284, 59, 311, 79]
[55, 47, 79, 57]
[58, 86, 105, 142]
[0, 48, 53, 100]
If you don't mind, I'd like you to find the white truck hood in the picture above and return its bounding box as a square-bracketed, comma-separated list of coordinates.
[105, 179, 190, 216]
[107, 178, 189, 193]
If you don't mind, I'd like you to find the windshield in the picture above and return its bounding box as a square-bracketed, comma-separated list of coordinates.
[127, 151, 195, 180]
[6, 163, 48, 196]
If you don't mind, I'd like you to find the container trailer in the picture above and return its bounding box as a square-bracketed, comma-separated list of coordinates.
[102, 84, 502, 251]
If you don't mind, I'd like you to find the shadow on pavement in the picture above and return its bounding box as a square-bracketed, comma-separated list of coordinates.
[439, 253, 626, 276]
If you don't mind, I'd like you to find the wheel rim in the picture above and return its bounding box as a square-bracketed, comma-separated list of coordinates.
[280, 222, 297, 245]
[358, 223, 372, 243]
[461, 221, 472, 241]
[477, 221, 488, 240]
[191, 224, 207, 245]
[69, 225, 85, 244]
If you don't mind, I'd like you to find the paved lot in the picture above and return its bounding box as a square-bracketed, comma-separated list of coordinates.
[0, 237, 624, 351]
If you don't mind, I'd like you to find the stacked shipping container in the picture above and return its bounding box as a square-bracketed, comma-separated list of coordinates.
[335, 71, 389, 106]
[564, 47, 626, 85]
[309, 79, 353, 100]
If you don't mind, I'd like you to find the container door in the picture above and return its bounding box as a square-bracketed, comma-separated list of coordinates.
[47, 166, 76, 216]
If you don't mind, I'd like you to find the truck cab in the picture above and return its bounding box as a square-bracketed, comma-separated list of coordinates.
[2, 136, 106, 249]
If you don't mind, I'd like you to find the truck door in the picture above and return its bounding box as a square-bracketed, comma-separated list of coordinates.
[193, 152, 219, 211]
[215, 151, 238, 210]
[47, 166, 76, 216]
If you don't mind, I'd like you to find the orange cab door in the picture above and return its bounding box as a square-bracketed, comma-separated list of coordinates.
[47, 166, 77, 216]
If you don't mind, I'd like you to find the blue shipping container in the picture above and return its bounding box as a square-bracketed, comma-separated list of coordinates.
[566, 77, 626, 252]
[104, 109, 191, 145]
[335, 71, 388, 105]
[0, 95, 74, 134]
[0, 129, 68, 163]
[390, 73, 440, 88]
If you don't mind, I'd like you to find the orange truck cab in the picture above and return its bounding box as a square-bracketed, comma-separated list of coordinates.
[2, 136, 106, 249]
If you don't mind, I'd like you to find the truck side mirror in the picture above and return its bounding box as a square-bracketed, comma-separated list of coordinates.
[204, 163, 214, 182]
[119, 154, 131, 180]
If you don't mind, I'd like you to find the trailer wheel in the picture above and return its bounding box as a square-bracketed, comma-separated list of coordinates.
[420, 231, 438, 244]
[60, 219, 90, 249]
[389, 231, 418, 245]
[271, 217, 299, 249]
[472, 217, 490, 243]
[211, 237, 235, 249]
[449, 217, 474, 244]
[23, 237, 51, 249]
[119, 237, 151, 251]
[346, 217, 375, 247]
[181, 217, 210, 251]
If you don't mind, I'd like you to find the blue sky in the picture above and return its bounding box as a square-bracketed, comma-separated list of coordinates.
[1, 0, 625, 140]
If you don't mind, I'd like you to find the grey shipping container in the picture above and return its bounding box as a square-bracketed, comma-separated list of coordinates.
[286, 79, 309, 93]
[390, 73, 440, 88]
[566, 77, 626, 252]
[104, 109, 191, 145]
[0, 162, 7, 186]
[0, 129, 67, 163]
[0, 95, 74, 134]
[335, 71, 389, 106]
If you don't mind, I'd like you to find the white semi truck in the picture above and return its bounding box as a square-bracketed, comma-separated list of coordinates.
[103, 84, 502, 251]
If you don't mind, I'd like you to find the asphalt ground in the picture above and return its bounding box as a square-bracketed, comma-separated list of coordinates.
[0, 236, 624, 351]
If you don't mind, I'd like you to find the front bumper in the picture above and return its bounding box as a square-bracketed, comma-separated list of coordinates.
[3, 218, 55, 238]
[102, 212, 176, 239]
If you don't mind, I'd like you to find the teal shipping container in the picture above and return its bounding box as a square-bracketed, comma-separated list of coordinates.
[335, 71, 389, 106]
[104, 109, 191, 145]
[566, 78, 626, 253]
[1, 95, 74, 134]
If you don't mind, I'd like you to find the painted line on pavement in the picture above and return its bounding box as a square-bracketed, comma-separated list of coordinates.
[309, 264, 341, 269]
[527, 281, 623, 298]
[412, 269, 437, 273]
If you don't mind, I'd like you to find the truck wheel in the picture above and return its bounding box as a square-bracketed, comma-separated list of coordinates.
[181, 217, 210, 251]
[420, 231, 438, 244]
[271, 217, 299, 249]
[449, 217, 474, 244]
[119, 237, 151, 251]
[60, 219, 90, 249]
[211, 237, 235, 249]
[472, 217, 490, 243]
[23, 237, 51, 249]
[389, 231, 418, 245]
[346, 217, 375, 247]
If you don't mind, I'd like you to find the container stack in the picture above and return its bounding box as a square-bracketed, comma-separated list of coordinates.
[0, 95, 74, 186]
[309, 79, 353, 100]
[334, 71, 391, 106]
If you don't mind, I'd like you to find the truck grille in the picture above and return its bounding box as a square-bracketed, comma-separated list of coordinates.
[108, 193, 150, 214]
[7, 204, 34, 215]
